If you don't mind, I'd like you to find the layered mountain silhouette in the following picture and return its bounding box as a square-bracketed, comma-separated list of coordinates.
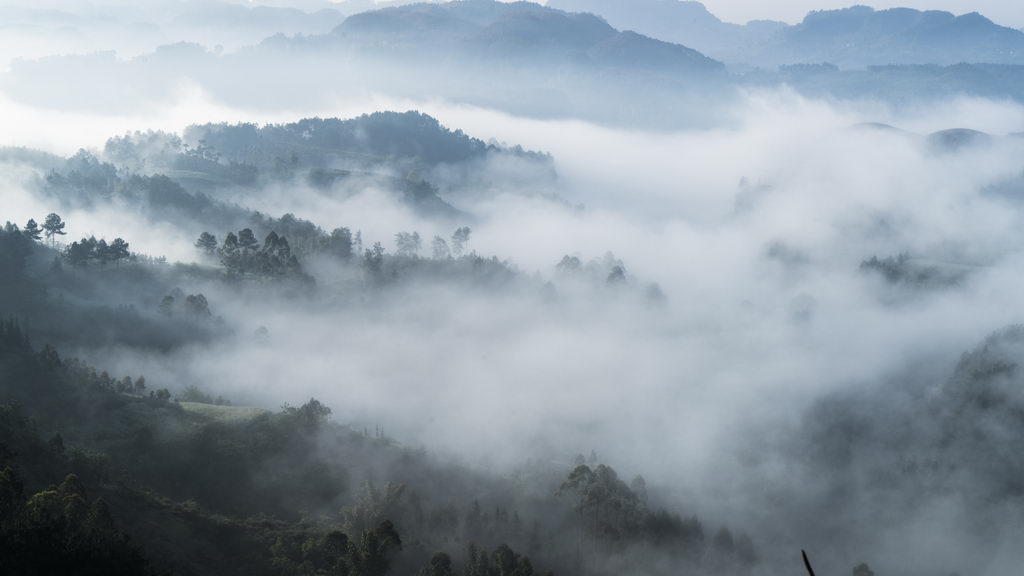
[550, 1, 1024, 68]
[548, 0, 786, 64]
[768, 6, 1024, 67]
[8, 1, 1024, 129]
[326, 0, 724, 73]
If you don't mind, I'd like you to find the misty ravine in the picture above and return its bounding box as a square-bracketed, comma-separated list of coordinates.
[3, 1, 1024, 576]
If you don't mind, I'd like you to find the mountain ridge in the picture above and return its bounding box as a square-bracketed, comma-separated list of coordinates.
[549, 0, 1024, 68]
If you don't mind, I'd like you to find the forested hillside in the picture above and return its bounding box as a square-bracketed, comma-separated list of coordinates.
[5, 2, 1024, 575]
[0, 207, 751, 575]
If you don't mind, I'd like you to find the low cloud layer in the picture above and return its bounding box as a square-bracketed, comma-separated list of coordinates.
[5, 19, 1024, 569]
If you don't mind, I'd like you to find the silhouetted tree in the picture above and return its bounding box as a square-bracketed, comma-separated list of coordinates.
[556, 255, 581, 272]
[558, 464, 641, 537]
[109, 238, 130, 266]
[23, 219, 42, 242]
[259, 232, 300, 277]
[158, 296, 175, 316]
[364, 242, 386, 277]
[237, 228, 259, 253]
[183, 294, 211, 318]
[451, 227, 472, 257]
[329, 227, 354, 259]
[606, 265, 626, 285]
[63, 240, 91, 274]
[395, 232, 422, 257]
[95, 239, 110, 265]
[42, 213, 67, 248]
[195, 232, 218, 255]
[221, 232, 240, 270]
[432, 236, 451, 260]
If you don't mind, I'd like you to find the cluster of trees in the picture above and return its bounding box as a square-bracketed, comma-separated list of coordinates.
[859, 254, 964, 289]
[325, 226, 358, 260]
[5, 213, 69, 250]
[357, 226, 489, 284]
[269, 520, 403, 576]
[57, 353, 171, 402]
[62, 235, 132, 270]
[0, 469, 148, 574]
[7, 211, 133, 272]
[104, 130, 259, 185]
[42, 150, 253, 238]
[32, 214, 68, 248]
[1, 223, 36, 284]
[159, 288, 212, 319]
[459, 543, 542, 576]
[392, 227, 472, 259]
[183, 113, 549, 169]
[556, 253, 628, 286]
[860, 253, 917, 284]
[0, 319, 171, 409]
[395, 232, 423, 257]
[93, 371, 146, 396]
[559, 462, 755, 571]
[559, 464, 646, 539]
[197, 228, 306, 280]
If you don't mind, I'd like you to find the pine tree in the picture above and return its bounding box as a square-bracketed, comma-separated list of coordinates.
[42, 213, 67, 248]
[195, 232, 218, 255]
[23, 219, 42, 242]
[109, 238, 130, 266]
[237, 228, 259, 253]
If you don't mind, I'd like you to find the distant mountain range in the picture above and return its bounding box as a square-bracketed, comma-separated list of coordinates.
[326, 1, 1024, 71]
[327, 1, 724, 74]
[9, 1, 1024, 130]
[4, 0, 1024, 71]
[547, 0, 786, 65]
[550, 0, 1024, 68]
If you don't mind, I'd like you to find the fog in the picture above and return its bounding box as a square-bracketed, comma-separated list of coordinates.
[3, 2, 1024, 576]
[9, 89, 1023, 573]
